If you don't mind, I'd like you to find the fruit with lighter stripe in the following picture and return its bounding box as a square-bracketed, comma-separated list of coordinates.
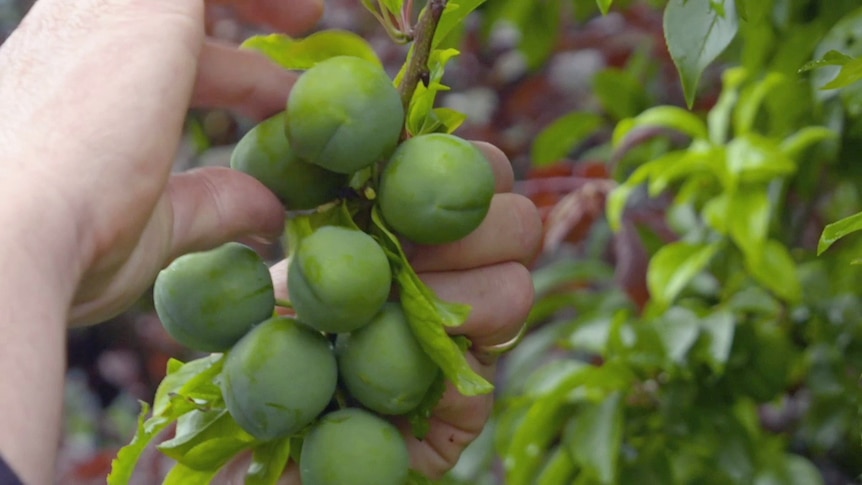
[154, 242, 274, 352]
[379, 133, 495, 245]
[231, 111, 347, 210]
[300, 408, 409, 485]
[288, 226, 392, 333]
[221, 316, 337, 441]
[285, 56, 404, 174]
[336, 303, 438, 415]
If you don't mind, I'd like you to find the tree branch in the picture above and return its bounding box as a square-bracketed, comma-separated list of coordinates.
[398, 0, 447, 115]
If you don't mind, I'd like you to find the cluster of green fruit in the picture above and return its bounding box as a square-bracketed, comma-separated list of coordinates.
[153, 56, 496, 485]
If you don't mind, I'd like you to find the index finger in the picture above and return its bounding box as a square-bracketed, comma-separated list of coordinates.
[209, 0, 324, 36]
[473, 141, 515, 193]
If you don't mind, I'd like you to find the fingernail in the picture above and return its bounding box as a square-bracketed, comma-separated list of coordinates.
[249, 234, 279, 246]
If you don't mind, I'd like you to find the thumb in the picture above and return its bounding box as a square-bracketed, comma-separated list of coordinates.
[167, 166, 285, 259]
[68, 167, 284, 326]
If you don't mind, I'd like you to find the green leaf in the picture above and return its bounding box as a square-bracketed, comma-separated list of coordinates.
[726, 286, 782, 316]
[664, 0, 740, 107]
[532, 112, 604, 166]
[707, 67, 747, 145]
[609, 146, 725, 233]
[733, 72, 785, 136]
[653, 307, 702, 364]
[566, 392, 624, 484]
[284, 202, 357, 257]
[726, 134, 796, 185]
[593, 68, 650, 121]
[820, 56, 862, 90]
[434, 0, 487, 48]
[240, 30, 381, 71]
[518, 1, 564, 70]
[406, 369, 446, 439]
[780, 126, 837, 159]
[107, 402, 160, 485]
[411, 107, 468, 136]
[379, 0, 404, 18]
[810, 7, 862, 109]
[703, 193, 730, 234]
[568, 314, 616, 355]
[163, 462, 221, 485]
[606, 184, 634, 233]
[432, 107, 468, 134]
[536, 445, 578, 485]
[406, 48, 461, 136]
[746, 239, 802, 303]
[245, 438, 292, 485]
[613, 106, 709, 147]
[108, 355, 225, 485]
[647, 147, 726, 196]
[371, 208, 492, 396]
[153, 354, 224, 415]
[407, 469, 436, 485]
[531, 259, 616, 297]
[157, 408, 256, 470]
[504, 362, 590, 484]
[817, 210, 862, 255]
[596, 0, 613, 15]
[798, 50, 853, 74]
[736, 0, 772, 24]
[699, 310, 735, 371]
[755, 454, 825, 485]
[728, 188, 771, 265]
[647, 242, 721, 309]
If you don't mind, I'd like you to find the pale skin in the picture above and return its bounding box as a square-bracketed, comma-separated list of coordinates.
[0, 0, 542, 483]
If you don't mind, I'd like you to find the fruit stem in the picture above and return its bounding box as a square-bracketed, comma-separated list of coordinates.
[335, 389, 348, 410]
[275, 298, 294, 310]
[398, 0, 447, 117]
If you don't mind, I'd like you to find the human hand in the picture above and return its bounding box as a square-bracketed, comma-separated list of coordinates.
[0, 2, 320, 482]
[0, 0, 543, 482]
[214, 143, 542, 483]
[0, 0, 324, 326]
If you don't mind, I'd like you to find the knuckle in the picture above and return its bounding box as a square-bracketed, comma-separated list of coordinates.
[484, 262, 534, 344]
[508, 194, 544, 264]
[505, 262, 535, 324]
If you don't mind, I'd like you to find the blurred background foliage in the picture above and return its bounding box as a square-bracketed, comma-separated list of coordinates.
[2, 0, 862, 483]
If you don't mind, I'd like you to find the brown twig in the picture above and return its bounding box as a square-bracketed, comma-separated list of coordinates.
[398, 0, 447, 114]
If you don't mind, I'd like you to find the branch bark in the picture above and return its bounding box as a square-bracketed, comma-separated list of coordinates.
[398, 0, 447, 114]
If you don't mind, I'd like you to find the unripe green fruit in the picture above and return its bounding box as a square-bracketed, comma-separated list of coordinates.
[285, 56, 404, 174]
[300, 408, 409, 485]
[288, 226, 391, 333]
[230, 112, 347, 210]
[221, 317, 337, 441]
[154, 242, 274, 352]
[378, 133, 496, 245]
[336, 303, 438, 415]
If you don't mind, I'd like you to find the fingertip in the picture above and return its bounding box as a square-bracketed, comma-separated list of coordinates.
[422, 262, 534, 349]
[167, 167, 285, 258]
[193, 41, 299, 120]
[233, 0, 325, 36]
[472, 141, 515, 193]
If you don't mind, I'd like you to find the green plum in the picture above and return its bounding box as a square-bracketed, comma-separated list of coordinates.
[221, 316, 337, 441]
[300, 408, 409, 485]
[336, 303, 438, 415]
[230, 111, 347, 210]
[285, 56, 404, 174]
[154, 242, 274, 352]
[378, 133, 496, 245]
[288, 226, 391, 333]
